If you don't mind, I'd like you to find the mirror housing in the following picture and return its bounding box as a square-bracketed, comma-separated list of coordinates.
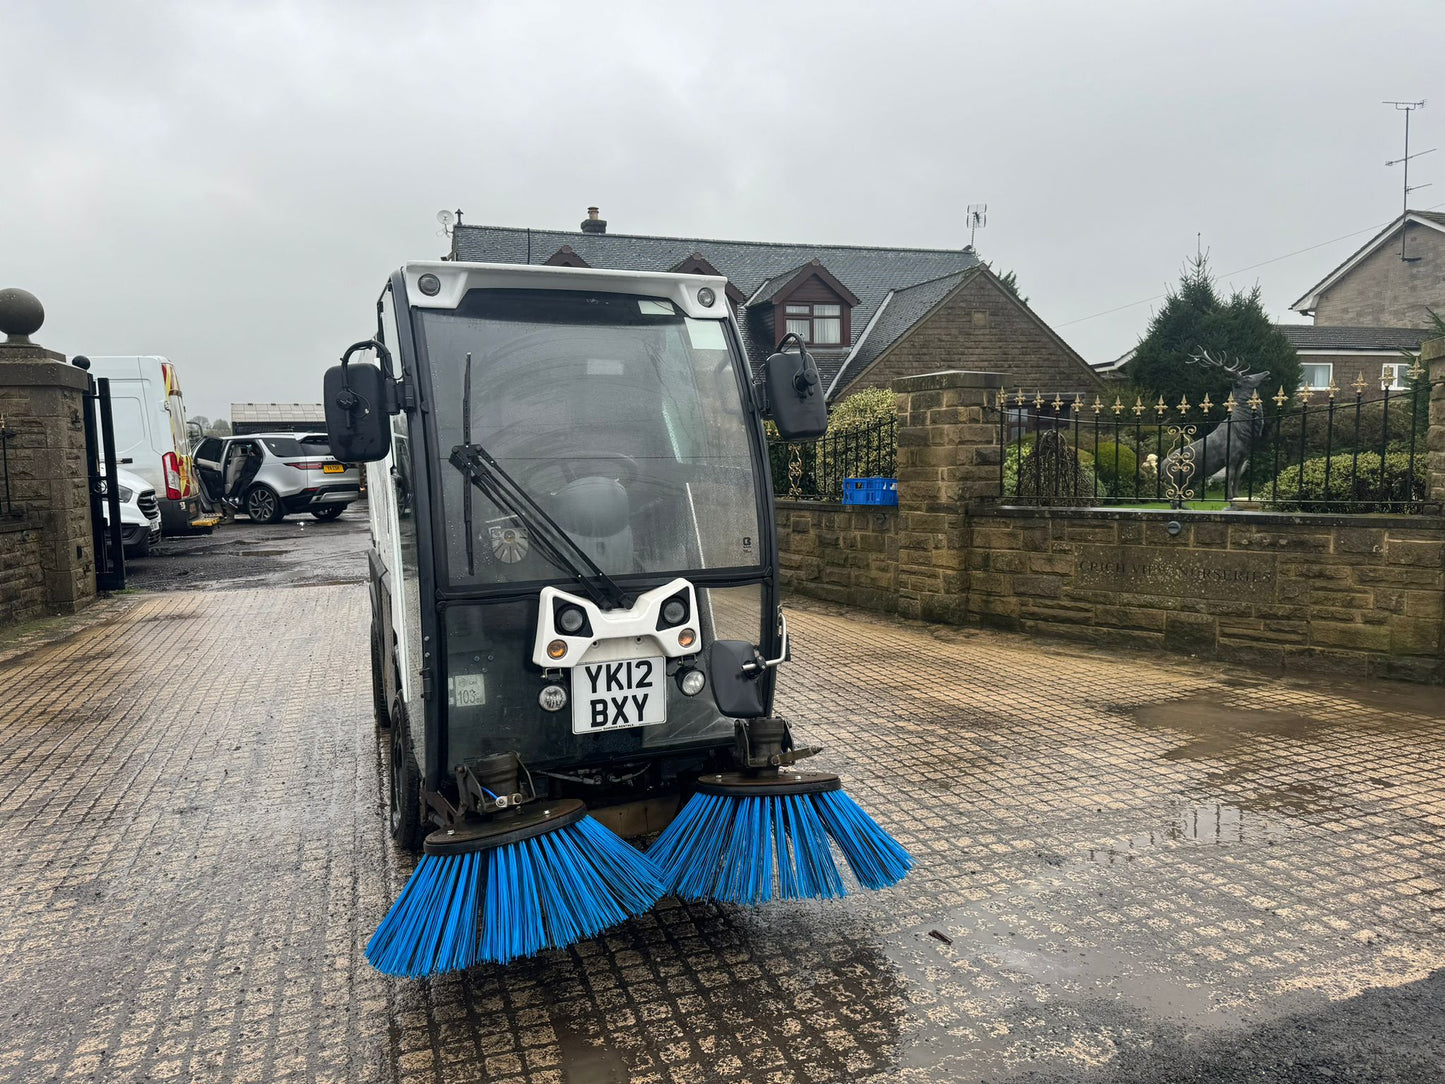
[763, 333, 828, 441]
[323, 339, 399, 463]
[706, 640, 767, 719]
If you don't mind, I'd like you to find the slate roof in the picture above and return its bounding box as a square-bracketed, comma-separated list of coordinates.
[1275, 324, 1430, 352]
[452, 223, 981, 395]
[826, 271, 972, 397]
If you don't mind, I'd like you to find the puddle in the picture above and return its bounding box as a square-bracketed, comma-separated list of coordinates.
[1088, 801, 1289, 865]
[1130, 697, 1323, 760]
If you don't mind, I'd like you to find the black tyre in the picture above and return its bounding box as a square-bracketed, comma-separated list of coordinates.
[369, 626, 391, 730]
[389, 704, 424, 853]
[245, 484, 284, 524]
[311, 505, 346, 521]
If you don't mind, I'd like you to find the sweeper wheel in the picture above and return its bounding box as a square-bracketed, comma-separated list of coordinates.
[693, 770, 841, 797]
[423, 798, 587, 856]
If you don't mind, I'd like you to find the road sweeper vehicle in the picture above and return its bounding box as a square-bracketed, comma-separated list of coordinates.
[326, 261, 909, 976]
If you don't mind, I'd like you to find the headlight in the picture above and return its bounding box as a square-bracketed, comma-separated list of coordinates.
[538, 685, 568, 712]
[117, 485, 134, 503]
[660, 598, 687, 626]
[557, 604, 587, 635]
[678, 668, 705, 696]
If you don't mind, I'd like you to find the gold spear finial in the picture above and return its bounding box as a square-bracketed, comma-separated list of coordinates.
[1273, 386, 1289, 407]
[1200, 392, 1214, 414]
[1176, 393, 1191, 414]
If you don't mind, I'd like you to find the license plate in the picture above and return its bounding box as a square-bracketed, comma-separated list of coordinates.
[573, 656, 666, 734]
[322, 463, 344, 474]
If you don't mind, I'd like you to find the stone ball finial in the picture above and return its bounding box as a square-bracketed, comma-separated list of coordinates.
[0, 288, 45, 344]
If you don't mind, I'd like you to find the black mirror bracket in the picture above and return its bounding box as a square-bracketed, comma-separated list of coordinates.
[338, 338, 402, 416]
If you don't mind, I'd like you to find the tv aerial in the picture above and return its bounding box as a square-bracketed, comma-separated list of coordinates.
[967, 204, 987, 248]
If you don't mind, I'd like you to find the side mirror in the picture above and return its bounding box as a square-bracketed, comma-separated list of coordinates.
[324, 340, 398, 463]
[763, 333, 828, 441]
[706, 640, 767, 719]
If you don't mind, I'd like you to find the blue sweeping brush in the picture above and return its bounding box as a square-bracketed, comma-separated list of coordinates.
[367, 796, 664, 978]
[647, 769, 912, 905]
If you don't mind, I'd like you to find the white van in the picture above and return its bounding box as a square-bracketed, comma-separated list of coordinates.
[84, 356, 210, 534]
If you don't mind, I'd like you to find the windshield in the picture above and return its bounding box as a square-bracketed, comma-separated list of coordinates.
[423, 289, 762, 587]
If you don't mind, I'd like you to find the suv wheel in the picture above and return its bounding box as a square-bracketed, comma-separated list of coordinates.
[246, 484, 284, 524]
[311, 505, 346, 521]
[389, 705, 424, 853]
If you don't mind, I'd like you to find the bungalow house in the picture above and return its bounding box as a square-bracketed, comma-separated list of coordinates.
[1278, 209, 1444, 393]
[449, 208, 1103, 404]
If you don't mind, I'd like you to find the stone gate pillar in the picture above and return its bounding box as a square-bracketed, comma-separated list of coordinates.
[1425, 335, 1445, 508]
[891, 370, 1003, 623]
[0, 288, 96, 617]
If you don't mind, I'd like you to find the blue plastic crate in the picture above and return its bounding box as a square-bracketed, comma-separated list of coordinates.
[842, 477, 898, 506]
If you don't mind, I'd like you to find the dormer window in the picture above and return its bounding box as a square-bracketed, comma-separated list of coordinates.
[785, 303, 843, 345]
[754, 260, 860, 350]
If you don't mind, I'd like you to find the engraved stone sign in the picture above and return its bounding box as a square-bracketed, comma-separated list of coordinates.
[1073, 545, 1276, 601]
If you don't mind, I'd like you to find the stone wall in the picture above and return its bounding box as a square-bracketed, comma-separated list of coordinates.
[966, 508, 1445, 682]
[774, 362, 1445, 681]
[1312, 220, 1445, 327]
[844, 269, 1104, 398]
[776, 502, 898, 613]
[0, 518, 47, 625]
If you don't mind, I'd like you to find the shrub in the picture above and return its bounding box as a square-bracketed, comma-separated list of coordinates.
[827, 386, 896, 431]
[1091, 441, 1139, 496]
[1268, 451, 1425, 513]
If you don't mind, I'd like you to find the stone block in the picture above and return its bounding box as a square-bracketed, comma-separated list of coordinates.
[1335, 528, 1387, 555]
[1390, 617, 1442, 656]
[1163, 612, 1216, 652]
[1012, 574, 1062, 599]
[1310, 620, 1392, 652]
[1192, 523, 1228, 548]
[1387, 539, 1445, 568]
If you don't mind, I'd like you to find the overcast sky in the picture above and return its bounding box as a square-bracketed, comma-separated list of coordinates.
[4, 0, 1441, 419]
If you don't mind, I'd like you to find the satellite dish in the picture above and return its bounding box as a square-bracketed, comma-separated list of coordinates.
[436, 209, 456, 230]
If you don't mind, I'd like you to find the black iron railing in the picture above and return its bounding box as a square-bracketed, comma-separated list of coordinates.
[0, 415, 16, 517]
[768, 416, 897, 502]
[990, 366, 1436, 513]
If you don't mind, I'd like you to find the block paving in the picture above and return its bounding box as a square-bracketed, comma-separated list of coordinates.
[0, 585, 1442, 1081]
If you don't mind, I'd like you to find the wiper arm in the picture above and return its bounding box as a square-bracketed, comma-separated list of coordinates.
[448, 442, 627, 609]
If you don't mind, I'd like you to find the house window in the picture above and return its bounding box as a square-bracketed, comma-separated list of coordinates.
[1301, 362, 1333, 390]
[784, 302, 843, 346]
[1381, 362, 1410, 390]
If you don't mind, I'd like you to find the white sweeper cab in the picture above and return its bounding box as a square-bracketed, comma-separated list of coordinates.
[329, 261, 908, 975]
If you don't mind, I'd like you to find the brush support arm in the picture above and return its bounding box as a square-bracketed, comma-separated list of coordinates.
[733, 716, 822, 771]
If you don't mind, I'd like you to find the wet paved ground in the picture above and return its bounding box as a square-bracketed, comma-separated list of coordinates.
[1, 512, 1442, 1082]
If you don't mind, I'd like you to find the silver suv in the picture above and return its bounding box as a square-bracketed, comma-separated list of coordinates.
[192, 432, 360, 523]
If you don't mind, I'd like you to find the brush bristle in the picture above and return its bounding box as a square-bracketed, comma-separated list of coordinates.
[366, 815, 664, 977]
[647, 788, 910, 905]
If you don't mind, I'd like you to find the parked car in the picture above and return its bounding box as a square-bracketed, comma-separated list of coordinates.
[83, 356, 212, 534]
[99, 466, 163, 557]
[191, 432, 360, 523]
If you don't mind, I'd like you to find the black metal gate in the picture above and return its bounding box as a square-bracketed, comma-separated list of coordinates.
[74, 357, 126, 591]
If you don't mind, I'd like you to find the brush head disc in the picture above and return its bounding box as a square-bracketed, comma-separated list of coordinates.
[693, 771, 841, 798]
[422, 797, 586, 856]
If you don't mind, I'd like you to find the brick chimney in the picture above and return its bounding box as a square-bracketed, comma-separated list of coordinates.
[580, 206, 607, 234]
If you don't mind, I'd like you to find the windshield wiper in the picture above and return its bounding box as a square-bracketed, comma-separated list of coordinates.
[448, 442, 627, 609]
[450, 351, 625, 608]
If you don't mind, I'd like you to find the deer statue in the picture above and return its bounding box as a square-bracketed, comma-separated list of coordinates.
[1161, 349, 1270, 501]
